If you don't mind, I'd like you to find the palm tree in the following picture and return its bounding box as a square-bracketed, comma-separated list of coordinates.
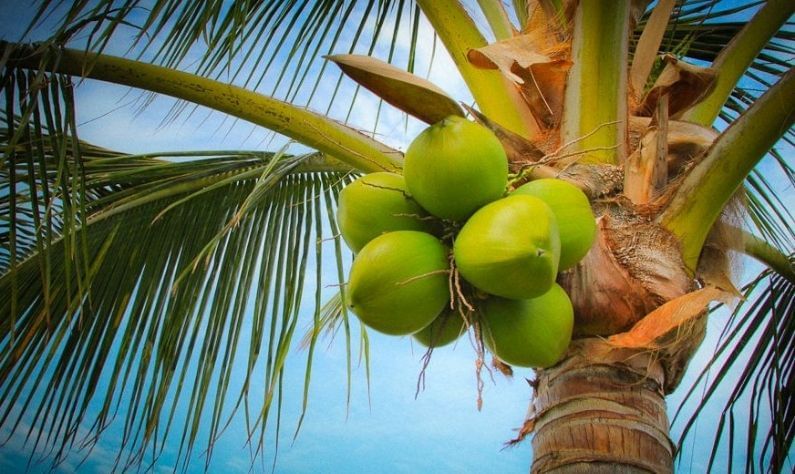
[1, 0, 793, 472]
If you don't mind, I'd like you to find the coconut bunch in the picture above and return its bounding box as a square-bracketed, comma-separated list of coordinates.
[336, 116, 596, 368]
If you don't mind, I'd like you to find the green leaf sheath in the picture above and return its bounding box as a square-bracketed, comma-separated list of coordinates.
[561, 0, 630, 165]
[416, 0, 538, 137]
[661, 69, 795, 270]
[476, 0, 516, 41]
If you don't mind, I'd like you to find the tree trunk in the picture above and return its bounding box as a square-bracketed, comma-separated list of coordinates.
[529, 339, 673, 473]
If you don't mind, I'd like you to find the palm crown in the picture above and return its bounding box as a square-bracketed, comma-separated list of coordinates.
[1, 0, 793, 472]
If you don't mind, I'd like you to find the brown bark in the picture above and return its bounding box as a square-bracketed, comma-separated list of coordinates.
[530, 340, 673, 473]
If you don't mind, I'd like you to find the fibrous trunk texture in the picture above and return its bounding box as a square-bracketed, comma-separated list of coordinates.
[530, 340, 673, 473]
[559, 206, 693, 336]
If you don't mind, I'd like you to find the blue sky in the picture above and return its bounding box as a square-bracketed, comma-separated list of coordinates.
[0, 1, 791, 472]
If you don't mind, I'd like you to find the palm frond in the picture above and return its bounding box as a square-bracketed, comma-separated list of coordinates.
[1, 43, 402, 174]
[672, 264, 795, 472]
[1, 164, 356, 471]
[745, 172, 795, 254]
[635, 0, 793, 109]
[1, 67, 358, 469]
[674, 159, 795, 473]
[21, 0, 427, 136]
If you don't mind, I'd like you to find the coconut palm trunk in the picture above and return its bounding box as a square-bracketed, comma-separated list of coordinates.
[531, 343, 672, 473]
[524, 179, 701, 472]
[1, 0, 793, 472]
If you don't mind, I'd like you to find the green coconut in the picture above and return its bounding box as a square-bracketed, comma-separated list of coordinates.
[513, 178, 596, 270]
[453, 194, 560, 299]
[347, 230, 450, 335]
[481, 284, 574, 368]
[337, 172, 432, 253]
[404, 116, 508, 221]
[413, 310, 466, 348]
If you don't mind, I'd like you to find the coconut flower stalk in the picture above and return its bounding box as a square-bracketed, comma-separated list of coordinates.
[0, 0, 793, 472]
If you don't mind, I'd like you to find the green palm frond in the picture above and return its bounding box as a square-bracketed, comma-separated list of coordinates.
[746, 171, 795, 254]
[1, 162, 356, 470]
[20, 0, 426, 134]
[1, 66, 359, 469]
[672, 265, 795, 472]
[0, 66, 356, 267]
[635, 0, 793, 108]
